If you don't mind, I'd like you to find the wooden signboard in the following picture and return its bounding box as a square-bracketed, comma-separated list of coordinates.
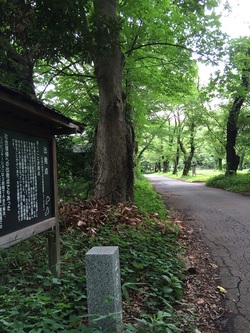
[0, 83, 84, 276]
[0, 128, 54, 238]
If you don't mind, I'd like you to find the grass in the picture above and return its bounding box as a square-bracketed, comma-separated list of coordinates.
[0, 175, 192, 333]
[205, 172, 250, 192]
[162, 169, 221, 182]
[134, 175, 170, 218]
[161, 168, 250, 193]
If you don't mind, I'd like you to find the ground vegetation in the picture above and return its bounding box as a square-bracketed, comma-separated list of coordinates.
[0, 176, 227, 332]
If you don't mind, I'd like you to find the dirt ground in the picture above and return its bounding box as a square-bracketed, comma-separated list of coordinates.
[173, 210, 229, 332]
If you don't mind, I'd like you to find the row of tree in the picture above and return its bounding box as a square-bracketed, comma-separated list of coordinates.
[141, 37, 250, 176]
[1, 0, 249, 203]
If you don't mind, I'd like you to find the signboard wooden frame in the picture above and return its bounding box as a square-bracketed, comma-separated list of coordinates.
[0, 83, 84, 277]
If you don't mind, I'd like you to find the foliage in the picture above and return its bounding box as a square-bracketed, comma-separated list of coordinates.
[205, 172, 250, 192]
[209, 37, 250, 99]
[205, 37, 250, 175]
[56, 136, 91, 180]
[139, 94, 216, 174]
[56, 135, 94, 200]
[0, 233, 89, 332]
[0, 177, 189, 333]
[201, 104, 227, 169]
[58, 177, 90, 201]
[139, 84, 250, 173]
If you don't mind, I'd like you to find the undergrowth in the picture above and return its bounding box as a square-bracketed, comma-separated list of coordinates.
[134, 176, 169, 219]
[0, 176, 190, 333]
[205, 172, 250, 192]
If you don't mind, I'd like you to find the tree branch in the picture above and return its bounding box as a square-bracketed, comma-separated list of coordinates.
[38, 61, 95, 98]
[125, 41, 218, 64]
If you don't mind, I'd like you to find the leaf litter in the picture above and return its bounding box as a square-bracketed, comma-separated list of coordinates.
[59, 197, 229, 332]
[171, 210, 228, 332]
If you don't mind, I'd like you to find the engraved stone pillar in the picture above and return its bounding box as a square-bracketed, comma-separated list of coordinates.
[85, 246, 123, 332]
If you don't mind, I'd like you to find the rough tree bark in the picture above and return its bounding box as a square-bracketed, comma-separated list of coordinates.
[93, 0, 134, 204]
[225, 48, 250, 176]
[225, 100, 241, 175]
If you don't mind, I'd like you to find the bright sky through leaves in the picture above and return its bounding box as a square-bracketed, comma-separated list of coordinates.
[199, 0, 250, 84]
[220, 0, 250, 37]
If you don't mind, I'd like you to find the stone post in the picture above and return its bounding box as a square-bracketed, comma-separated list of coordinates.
[85, 246, 123, 332]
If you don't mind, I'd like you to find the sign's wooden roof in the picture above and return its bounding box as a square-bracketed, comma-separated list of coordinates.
[0, 83, 84, 137]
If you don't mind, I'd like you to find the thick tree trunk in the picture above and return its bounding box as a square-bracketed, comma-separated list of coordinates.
[182, 156, 194, 176]
[225, 98, 248, 175]
[93, 0, 134, 203]
[225, 97, 242, 176]
[225, 48, 250, 176]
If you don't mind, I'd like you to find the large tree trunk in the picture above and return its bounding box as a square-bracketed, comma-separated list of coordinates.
[225, 48, 250, 176]
[93, 0, 134, 203]
[225, 102, 240, 175]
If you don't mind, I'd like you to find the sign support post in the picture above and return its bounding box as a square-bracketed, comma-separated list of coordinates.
[48, 136, 60, 277]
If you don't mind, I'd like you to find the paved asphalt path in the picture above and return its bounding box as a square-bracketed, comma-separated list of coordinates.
[145, 174, 250, 333]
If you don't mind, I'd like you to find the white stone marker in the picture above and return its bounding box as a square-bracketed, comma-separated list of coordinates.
[85, 246, 123, 332]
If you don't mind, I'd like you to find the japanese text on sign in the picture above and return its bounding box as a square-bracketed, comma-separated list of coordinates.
[0, 128, 54, 236]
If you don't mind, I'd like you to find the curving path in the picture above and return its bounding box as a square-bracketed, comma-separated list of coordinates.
[145, 174, 250, 333]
